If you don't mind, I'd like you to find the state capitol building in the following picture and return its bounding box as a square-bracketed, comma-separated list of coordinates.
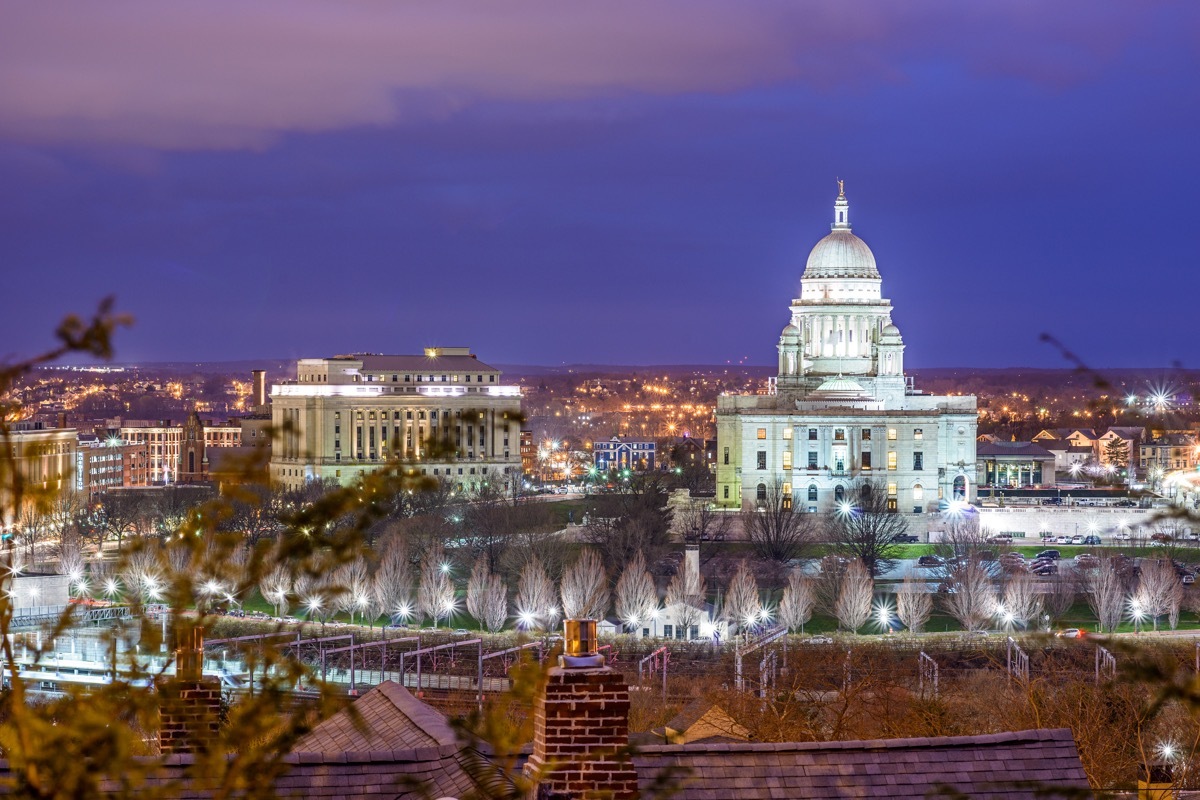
[716, 185, 977, 513]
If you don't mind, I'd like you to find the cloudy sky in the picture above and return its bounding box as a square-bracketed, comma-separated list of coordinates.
[2, 1, 1197, 367]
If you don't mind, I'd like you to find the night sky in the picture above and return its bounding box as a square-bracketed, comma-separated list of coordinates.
[2, 2, 1197, 369]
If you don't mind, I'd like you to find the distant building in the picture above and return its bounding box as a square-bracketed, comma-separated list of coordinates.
[74, 434, 149, 495]
[593, 436, 656, 472]
[520, 429, 535, 476]
[1, 423, 76, 526]
[111, 415, 240, 485]
[976, 441, 1056, 488]
[1141, 434, 1199, 474]
[269, 347, 522, 492]
[716, 186, 977, 513]
[111, 419, 182, 484]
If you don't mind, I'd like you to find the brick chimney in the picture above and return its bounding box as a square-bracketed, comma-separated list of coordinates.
[159, 627, 221, 755]
[524, 620, 639, 799]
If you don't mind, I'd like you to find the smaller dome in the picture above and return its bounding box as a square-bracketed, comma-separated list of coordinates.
[881, 323, 901, 337]
[813, 375, 867, 396]
[781, 323, 800, 337]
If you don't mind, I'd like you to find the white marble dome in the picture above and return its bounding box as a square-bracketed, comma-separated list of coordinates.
[803, 229, 879, 280]
[881, 323, 901, 338]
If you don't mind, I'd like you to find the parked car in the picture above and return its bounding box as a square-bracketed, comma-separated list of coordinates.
[1114, 531, 1132, 541]
[1151, 532, 1174, 543]
[1041, 533, 1057, 543]
[1070, 535, 1084, 545]
[988, 533, 1014, 545]
[1115, 499, 1137, 507]
[892, 534, 920, 544]
[1074, 554, 1099, 568]
[1056, 628, 1085, 639]
[1083, 535, 1102, 546]
[917, 555, 944, 568]
[1036, 550, 1061, 561]
[1032, 563, 1059, 576]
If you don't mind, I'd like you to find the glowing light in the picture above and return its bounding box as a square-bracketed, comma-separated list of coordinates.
[1158, 741, 1178, 761]
[837, 502, 854, 517]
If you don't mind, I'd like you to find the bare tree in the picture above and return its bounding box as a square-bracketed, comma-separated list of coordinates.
[417, 542, 455, 627]
[481, 573, 508, 633]
[582, 475, 674, 570]
[57, 533, 86, 595]
[260, 564, 291, 617]
[813, 555, 848, 617]
[337, 557, 372, 624]
[834, 559, 873, 633]
[560, 548, 609, 621]
[374, 533, 415, 623]
[1084, 555, 1127, 633]
[742, 478, 818, 563]
[466, 556, 490, 624]
[1043, 571, 1076, 628]
[1001, 569, 1043, 629]
[1136, 558, 1182, 631]
[896, 571, 932, 633]
[778, 570, 815, 633]
[516, 555, 557, 630]
[614, 550, 658, 632]
[825, 480, 907, 576]
[725, 560, 762, 634]
[665, 552, 707, 634]
[676, 499, 731, 551]
[939, 561, 996, 632]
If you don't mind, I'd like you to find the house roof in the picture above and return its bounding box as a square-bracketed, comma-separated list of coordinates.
[294, 681, 454, 753]
[631, 728, 1089, 799]
[976, 441, 1055, 459]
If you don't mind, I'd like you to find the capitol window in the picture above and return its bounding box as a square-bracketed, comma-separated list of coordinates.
[914, 428, 923, 440]
[756, 428, 766, 440]
[888, 428, 897, 440]
[782, 427, 792, 440]
[887, 451, 897, 470]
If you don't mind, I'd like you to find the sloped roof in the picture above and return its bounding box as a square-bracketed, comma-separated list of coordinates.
[976, 441, 1054, 458]
[631, 728, 1089, 799]
[294, 681, 452, 753]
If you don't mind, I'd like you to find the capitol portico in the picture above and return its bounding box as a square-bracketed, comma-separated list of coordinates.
[716, 184, 978, 513]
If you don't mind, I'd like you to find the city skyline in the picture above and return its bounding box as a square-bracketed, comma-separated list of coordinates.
[2, 2, 1198, 370]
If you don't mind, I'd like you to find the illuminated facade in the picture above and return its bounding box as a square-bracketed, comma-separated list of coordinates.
[1, 423, 77, 526]
[716, 186, 977, 512]
[269, 347, 523, 491]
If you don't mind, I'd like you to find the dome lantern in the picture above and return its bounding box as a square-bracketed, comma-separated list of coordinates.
[832, 178, 850, 231]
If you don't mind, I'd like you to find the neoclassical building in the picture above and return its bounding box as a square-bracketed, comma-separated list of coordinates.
[269, 347, 523, 492]
[716, 185, 977, 512]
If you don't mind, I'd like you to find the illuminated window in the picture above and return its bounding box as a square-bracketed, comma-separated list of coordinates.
[913, 484, 924, 501]
[782, 451, 792, 470]
[782, 427, 793, 440]
[888, 428, 897, 441]
[888, 451, 897, 470]
[834, 428, 845, 441]
[862, 452, 872, 469]
[888, 482, 898, 496]
[914, 428, 923, 440]
[756, 428, 767, 440]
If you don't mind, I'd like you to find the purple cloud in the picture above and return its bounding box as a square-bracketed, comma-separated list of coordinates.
[1, 1, 1190, 151]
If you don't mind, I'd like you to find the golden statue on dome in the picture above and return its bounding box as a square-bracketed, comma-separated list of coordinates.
[837, 178, 845, 196]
